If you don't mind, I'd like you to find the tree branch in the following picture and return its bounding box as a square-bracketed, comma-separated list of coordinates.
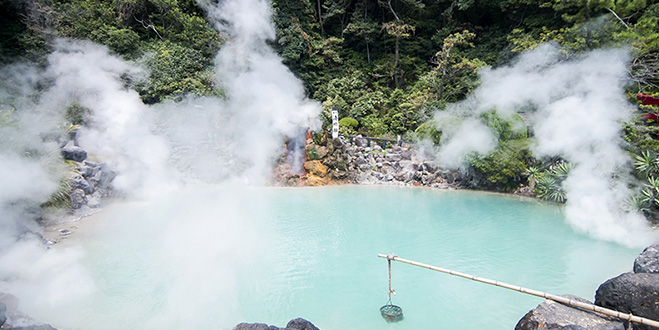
[135, 16, 163, 40]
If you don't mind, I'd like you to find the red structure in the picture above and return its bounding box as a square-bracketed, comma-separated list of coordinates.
[638, 94, 659, 139]
[638, 94, 659, 106]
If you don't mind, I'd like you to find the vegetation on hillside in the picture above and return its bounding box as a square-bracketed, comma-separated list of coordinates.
[2, 0, 659, 204]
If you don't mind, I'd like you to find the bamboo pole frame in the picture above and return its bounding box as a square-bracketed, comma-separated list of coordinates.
[377, 254, 659, 329]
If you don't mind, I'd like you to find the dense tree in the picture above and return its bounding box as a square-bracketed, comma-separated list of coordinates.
[3, 0, 659, 194]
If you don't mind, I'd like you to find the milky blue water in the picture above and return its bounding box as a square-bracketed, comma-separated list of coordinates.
[47, 186, 640, 330]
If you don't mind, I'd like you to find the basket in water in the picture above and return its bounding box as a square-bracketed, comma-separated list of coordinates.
[380, 304, 404, 322]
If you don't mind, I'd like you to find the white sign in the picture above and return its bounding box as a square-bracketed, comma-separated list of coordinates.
[331, 107, 339, 139]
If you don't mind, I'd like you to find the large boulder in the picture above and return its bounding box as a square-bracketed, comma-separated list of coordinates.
[515, 295, 624, 330]
[595, 272, 659, 330]
[634, 243, 659, 274]
[233, 323, 280, 330]
[285, 318, 320, 330]
[61, 145, 87, 162]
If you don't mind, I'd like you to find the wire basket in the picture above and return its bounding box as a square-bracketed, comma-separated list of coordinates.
[380, 304, 404, 322]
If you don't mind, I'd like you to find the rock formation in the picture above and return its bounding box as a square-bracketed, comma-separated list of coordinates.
[273, 135, 464, 189]
[595, 273, 659, 330]
[516, 244, 659, 330]
[515, 295, 624, 330]
[634, 243, 659, 274]
[233, 318, 319, 330]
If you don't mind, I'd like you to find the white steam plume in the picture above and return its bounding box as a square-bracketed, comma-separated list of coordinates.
[188, 0, 321, 184]
[43, 39, 178, 198]
[0, 62, 95, 322]
[436, 43, 658, 247]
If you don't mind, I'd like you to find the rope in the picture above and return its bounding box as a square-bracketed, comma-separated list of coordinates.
[387, 256, 396, 301]
[377, 253, 659, 329]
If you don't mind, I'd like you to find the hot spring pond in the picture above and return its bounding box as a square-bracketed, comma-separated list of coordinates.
[43, 186, 639, 330]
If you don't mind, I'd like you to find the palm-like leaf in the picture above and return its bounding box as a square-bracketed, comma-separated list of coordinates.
[551, 162, 574, 179]
[634, 150, 659, 176]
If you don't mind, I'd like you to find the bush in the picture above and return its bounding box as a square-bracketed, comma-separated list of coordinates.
[339, 117, 358, 128]
[467, 139, 532, 191]
[415, 121, 441, 144]
[361, 114, 388, 136]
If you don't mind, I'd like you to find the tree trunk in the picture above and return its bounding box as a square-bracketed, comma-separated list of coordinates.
[317, 0, 325, 37]
[366, 40, 371, 63]
[394, 35, 400, 88]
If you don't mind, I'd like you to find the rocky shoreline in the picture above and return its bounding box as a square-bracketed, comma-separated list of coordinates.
[274, 135, 475, 191]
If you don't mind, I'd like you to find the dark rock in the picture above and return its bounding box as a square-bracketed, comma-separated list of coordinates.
[422, 161, 436, 173]
[400, 149, 413, 160]
[83, 160, 99, 169]
[76, 164, 93, 178]
[330, 137, 343, 148]
[232, 318, 318, 330]
[93, 167, 116, 189]
[634, 243, 659, 274]
[515, 295, 624, 330]
[385, 153, 402, 161]
[68, 129, 80, 146]
[12, 326, 60, 330]
[0, 301, 6, 327]
[61, 145, 87, 162]
[233, 323, 280, 330]
[595, 272, 659, 330]
[285, 318, 320, 330]
[71, 173, 94, 195]
[70, 189, 85, 209]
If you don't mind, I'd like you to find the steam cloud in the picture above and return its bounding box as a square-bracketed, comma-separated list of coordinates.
[0, 0, 321, 325]
[436, 43, 658, 247]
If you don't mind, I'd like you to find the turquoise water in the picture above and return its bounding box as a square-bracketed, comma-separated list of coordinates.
[44, 186, 640, 330]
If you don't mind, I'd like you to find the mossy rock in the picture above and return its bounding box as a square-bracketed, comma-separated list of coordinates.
[304, 160, 328, 177]
[305, 144, 329, 160]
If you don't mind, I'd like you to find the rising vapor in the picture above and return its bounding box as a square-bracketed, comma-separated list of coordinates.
[436, 43, 658, 247]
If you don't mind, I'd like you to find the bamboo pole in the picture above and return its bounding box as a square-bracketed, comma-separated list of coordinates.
[377, 253, 659, 329]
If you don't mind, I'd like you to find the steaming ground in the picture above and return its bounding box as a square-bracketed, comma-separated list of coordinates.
[434, 43, 658, 247]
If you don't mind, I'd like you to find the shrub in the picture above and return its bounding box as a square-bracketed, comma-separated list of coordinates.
[339, 117, 358, 128]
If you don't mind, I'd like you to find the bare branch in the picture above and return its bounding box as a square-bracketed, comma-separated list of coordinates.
[134, 16, 163, 40]
[606, 8, 630, 29]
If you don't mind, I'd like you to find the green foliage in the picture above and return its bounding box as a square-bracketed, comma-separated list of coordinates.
[480, 110, 528, 141]
[44, 172, 74, 209]
[137, 40, 214, 103]
[65, 102, 91, 126]
[338, 117, 358, 128]
[467, 139, 532, 191]
[415, 121, 442, 144]
[532, 162, 574, 203]
[338, 117, 358, 135]
[360, 114, 388, 136]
